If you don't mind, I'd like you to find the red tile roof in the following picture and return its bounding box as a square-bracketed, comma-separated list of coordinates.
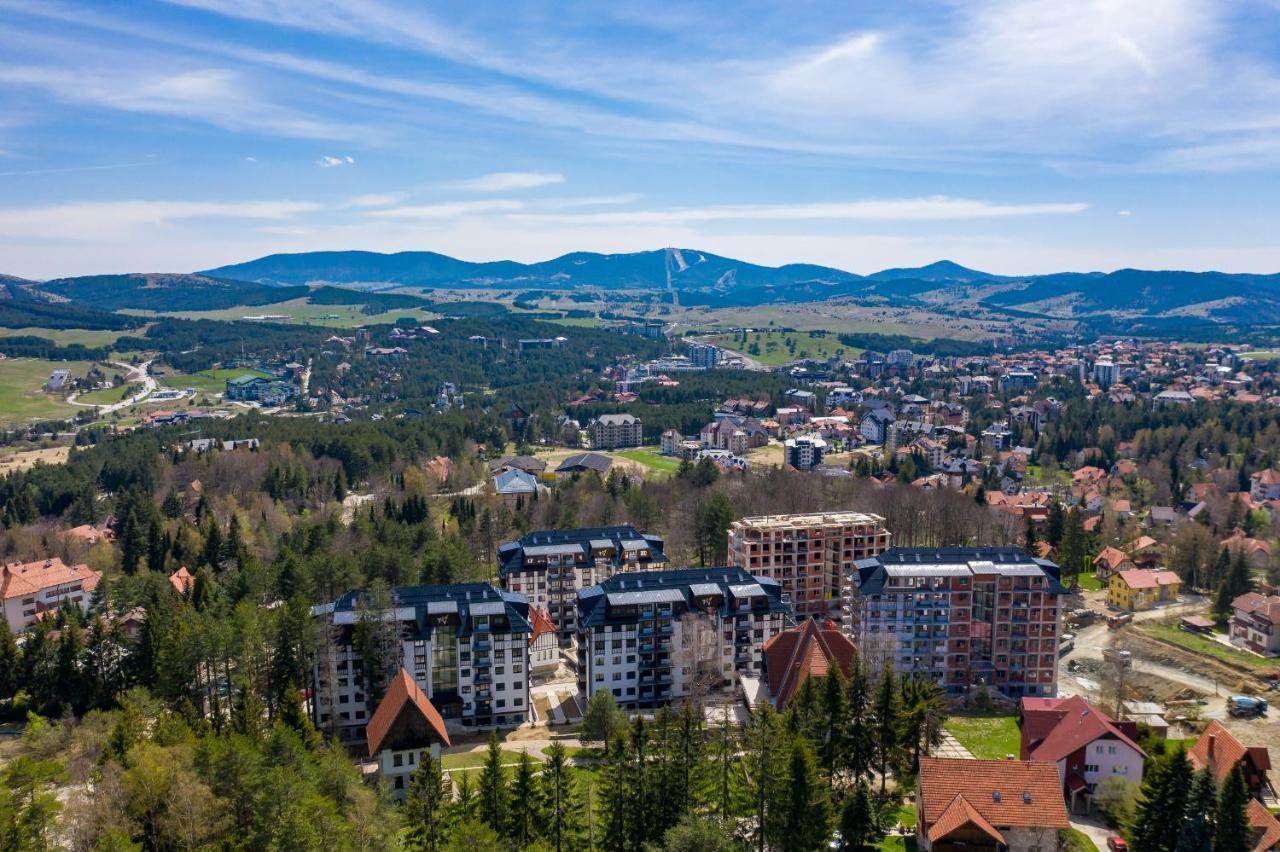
[1115, 569, 1180, 590]
[1093, 546, 1133, 572]
[169, 566, 194, 595]
[528, 606, 556, 645]
[1188, 720, 1270, 786]
[918, 758, 1069, 834]
[1248, 799, 1280, 852]
[1234, 593, 1280, 626]
[762, 619, 857, 707]
[0, 558, 101, 601]
[366, 668, 451, 757]
[928, 793, 1005, 845]
[1020, 696, 1144, 765]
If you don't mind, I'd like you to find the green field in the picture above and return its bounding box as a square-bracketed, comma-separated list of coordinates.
[0, 358, 93, 424]
[125, 297, 437, 328]
[615, 446, 682, 476]
[1076, 572, 1105, 591]
[161, 368, 273, 394]
[0, 326, 132, 347]
[439, 749, 533, 770]
[701, 330, 859, 366]
[945, 713, 1021, 759]
[1140, 623, 1272, 673]
[75, 382, 139, 406]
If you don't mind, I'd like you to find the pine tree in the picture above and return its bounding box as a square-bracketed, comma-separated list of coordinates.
[202, 521, 224, 572]
[0, 626, 18, 700]
[476, 732, 507, 833]
[1046, 501, 1065, 546]
[838, 781, 875, 850]
[871, 667, 901, 793]
[1131, 751, 1193, 852]
[1213, 766, 1251, 852]
[775, 738, 831, 852]
[817, 670, 847, 784]
[1059, 507, 1086, 587]
[1175, 769, 1217, 852]
[843, 659, 873, 782]
[404, 755, 450, 852]
[745, 702, 789, 852]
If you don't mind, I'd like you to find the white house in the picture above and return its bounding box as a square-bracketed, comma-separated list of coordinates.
[366, 668, 451, 800]
[1, 558, 102, 633]
[1021, 696, 1145, 815]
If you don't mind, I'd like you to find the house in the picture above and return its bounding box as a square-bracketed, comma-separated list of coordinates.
[1252, 469, 1280, 502]
[1230, 592, 1280, 656]
[1187, 720, 1274, 800]
[1223, 529, 1273, 571]
[1124, 535, 1163, 569]
[66, 524, 115, 546]
[1107, 569, 1181, 611]
[860, 409, 895, 444]
[501, 403, 530, 433]
[1020, 696, 1144, 814]
[589, 413, 643, 449]
[554, 452, 614, 476]
[488, 455, 547, 477]
[1248, 800, 1280, 852]
[762, 620, 857, 707]
[1092, 546, 1135, 581]
[366, 668, 451, 800]
[916, 757, 1069, 852]
[169, 566, 195, 595]
[493, 469, 540, 508]
[527, 606, 559, 676]
[44, 368, 72, 392]
[784, 389, 817, 411]
[1146, 506, 1180, 529]
[0, 558, 102, 633]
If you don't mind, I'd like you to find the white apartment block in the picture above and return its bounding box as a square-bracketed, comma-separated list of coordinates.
[1, 558, 102, 633]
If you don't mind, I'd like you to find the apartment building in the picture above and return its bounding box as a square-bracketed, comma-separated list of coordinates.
[1, 558, 102, 633]
[575, 567, 792, 711]
[727, 512, 891, 618]
[844, 548, 1064, 699]
[497, 526, 667, 644]
[311, 582, 532, 744]
[589, 413, 643, 449]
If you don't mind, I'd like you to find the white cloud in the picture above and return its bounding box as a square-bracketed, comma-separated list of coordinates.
[317, 155, 355, 168]
[0, 199, 319, 240]
[1118, 210, 1133, 216]
[367, 200, 525, 219]
[448, 172, 565, 192]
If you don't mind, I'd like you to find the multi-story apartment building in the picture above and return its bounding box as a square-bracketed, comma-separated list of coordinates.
[589, 413, 643, 449]
[576, 567, 792, 711]
[311, 582, 532, 744]
[1, 558, 102, 633]
[687, 343, 720, 369]
[727, 512, 890, 618]
[783, 435, 826, 470]
[843, 548, 1063, 699]
[497, 526, 667, 644]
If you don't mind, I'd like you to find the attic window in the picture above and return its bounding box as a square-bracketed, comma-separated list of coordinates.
[1023, 792, 1032, 804]
[992, 791, 1001, 802]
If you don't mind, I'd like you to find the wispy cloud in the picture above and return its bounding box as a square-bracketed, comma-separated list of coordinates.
[316, 154, 355, 168]
[447, 171, 565, 192]
[367, 199, 525, 219]
[0, 198, 320, 240]
[0, 160, 158, 178]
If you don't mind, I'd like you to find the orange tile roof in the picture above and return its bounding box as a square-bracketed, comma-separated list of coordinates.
[1188, 720, 1270, 786]
[1021, 696, 1144, 765]
[366, 668, 451, 757]
[0, 558, 101, 601]
[918, 758, 1068, 834]
[1093, 547, 1133, 572]
[1115, 569, 1180, 590]
[528, 606, 556, 644]
[1247, 799, 1280, 852]
[169, 566, 194, 595]
[928, 794, 1005, 845]
[762, 619, 857, 707]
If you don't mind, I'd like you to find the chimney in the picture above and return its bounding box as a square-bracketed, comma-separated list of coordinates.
[1208, 733, 1216, 759]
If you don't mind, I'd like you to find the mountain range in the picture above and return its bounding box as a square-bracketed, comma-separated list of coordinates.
[6, 248, 1280, 325]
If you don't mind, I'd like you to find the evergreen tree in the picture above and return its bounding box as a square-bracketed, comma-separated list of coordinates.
[0, 626, 18, 700]
[1046, 501, 1065, 546]
[1059, 507, 1086, 587]
[871, 667, 901, 793]
[1216, 549, 1254, 618]
[1175, 769, 1217, 852]
[817, 670, 847, 783]
[476, 732, 507, 833]
[1131, 751, 1193, 852]
[842, 659, 874, 782]
[774, 738, 831, 852]
[694, 491, 736, 566]
[1213, 766, 1250, 852]
[508, 749, 539, 847]
[838, 781, 875, 850]
[745, 703, 788, 852]
[541, 742, 577, 852]
[404, 755, 450, 852]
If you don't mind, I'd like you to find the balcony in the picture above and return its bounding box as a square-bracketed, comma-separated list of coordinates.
[473, 638, 491, 652]
[474, 673, 492, 684]
[474, 657, 492, 668]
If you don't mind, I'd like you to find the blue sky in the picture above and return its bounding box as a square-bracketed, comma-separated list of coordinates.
[2, 0, 1280, 278]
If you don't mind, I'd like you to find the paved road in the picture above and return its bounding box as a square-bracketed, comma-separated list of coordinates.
[68, 359, 157, 413]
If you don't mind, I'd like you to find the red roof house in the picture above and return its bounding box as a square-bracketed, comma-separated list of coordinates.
[1020, 696, 1145, 813]
[917, 757, 1069, 851]
[762, 619, 857, 707]
[1188, 720, 1273, 798]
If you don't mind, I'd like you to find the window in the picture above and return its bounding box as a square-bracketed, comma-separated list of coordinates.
[393, 753, 403, 767]
[1085, 764, 1099, 773]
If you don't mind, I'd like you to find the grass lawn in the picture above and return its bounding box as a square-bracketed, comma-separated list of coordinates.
[75, 382, 138, 406]
[161, 368, 273, 395]
[440, 749, 532, 770]
[876, 836, 918, 852]
[1140, 623, 1274, 673]
[0, 358, 93, 424]
[128, 297, 437, 328]
[1060, 827, 1100, 851]
[0, 326, 132, 347]
[614, 447, 681, 476]
[701, 330, 857, 366]
[944, 713, 1021, 760]
[1075, 572, 1105, 591]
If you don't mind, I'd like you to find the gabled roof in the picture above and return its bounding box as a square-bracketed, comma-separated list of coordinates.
[528, 606, 556, 644]
[1093, 546, 1133, 571]
[1115, 569, 1180, 590]
[169, 566, 194, 595]
[1233, 592, 1280, 626]
[762, 620, 857, 707]
[928, 794, 1005, 845]
[366, 668, 451, 757]
[1247, 799, 1280, 852]
[1188, 720, 1271, 785]
[918, 758, 1068, 832]
[0, 558, 101, 601]
[1021, 696, 1145, 765]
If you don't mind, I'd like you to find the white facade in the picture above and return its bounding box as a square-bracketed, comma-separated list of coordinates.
[379, 742, 443, 801]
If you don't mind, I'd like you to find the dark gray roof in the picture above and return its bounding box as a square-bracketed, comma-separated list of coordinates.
[577, 567, 791, 629]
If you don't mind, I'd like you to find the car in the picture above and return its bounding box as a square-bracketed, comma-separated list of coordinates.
[1107, 836, 1128, 852]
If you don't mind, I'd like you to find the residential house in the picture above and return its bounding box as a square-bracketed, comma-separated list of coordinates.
[1092, 547, 1135, 581]
[1107, 569, 1181, 611]
[1230, 592, 1280, 656]
[1223, 529, 1273, 571]
[527, 606, 559, 676]
[66, 524, 115, 546]
[1252, 469, 1280, 502]
[916, 757, 1070, 852]
[1124, 535, 1163, 569]
[366, 668, 451, 800]
[762, 619, 857, 707]
[1, 558, 102, 633]
[1188, 720, 1274, 800]
[488, 455, 547, 478]
[554, 452, 614, 476]
[169, 566, 195, 595]
[575, 567, 792, 711]
[493, 469, 541, 509]
[1020, 695, 1145, 814]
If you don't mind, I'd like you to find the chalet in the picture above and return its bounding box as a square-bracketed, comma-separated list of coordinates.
[1252, 469, 1280, 502]
[1188, 721, 1273, 800]
[366, 668, 451, 800]
[761, 620, 857, 708]
[1230, 592, 1280, 656]
[916, 758, 1069, 852]
[1092, 546, 1135, 581]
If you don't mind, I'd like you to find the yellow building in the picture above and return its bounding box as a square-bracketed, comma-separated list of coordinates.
[1108, 568, 1181, 611]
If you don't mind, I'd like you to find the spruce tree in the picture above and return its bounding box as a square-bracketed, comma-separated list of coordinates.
[1131, 751, 1193, 852]
[818, 670, 847, 783]
[1213, 766, 1251, 852]
[541, 742, 577, 852]
[843, 659, 873, 782]
[507, 749, 539, 846]
[775, 738, 831, 852]
[872, 667, 900, 793]
[1175, 769, 1216, 852]
[404, 755, 450, 852]
[476, 732, 507, 833]
[839, 781, 875, 850]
